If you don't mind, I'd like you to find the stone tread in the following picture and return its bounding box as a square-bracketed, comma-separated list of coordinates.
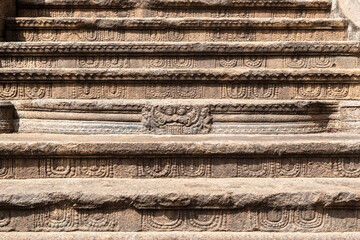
[0, 232, 359, 240]
[0, 133, 358, 155]
[17, 0, 332, 8]
[5, 17, 347, 29]
[0, 68, 359, 82]
[0, 177, 360, 208]
[0, 41, 358, 54]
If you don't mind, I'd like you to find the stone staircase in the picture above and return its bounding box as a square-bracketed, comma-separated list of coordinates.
[0, 0, 359, 239]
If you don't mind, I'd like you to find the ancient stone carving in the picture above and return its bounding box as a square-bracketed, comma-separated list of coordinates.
[142, 105, 212, 134]
[137, 157, 211, 178]
[42, 158, 114, 178]
[145, 85, 203, 99]
[142, 210, 226, 231]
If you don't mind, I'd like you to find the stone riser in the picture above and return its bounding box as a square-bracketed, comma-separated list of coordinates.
[17, 0, 332, 9]
[9, 99, 337, 134]
[17, 8, 330, 19]
[0, 155, 360, 178]
[0, 207, 358, 232]
[7, 29, 346, 42]
[16, 120, 333, 135]
[0, 55, 357, 69]
[0, 82, 357, 100]
[1, 42, 358, 54]
[2, 232, 360, 240]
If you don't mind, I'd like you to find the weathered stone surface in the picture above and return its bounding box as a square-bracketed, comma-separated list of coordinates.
[1, 232, 360, 240]
[0, 0, 359, 237]
[0, 178, 360, 208]
[0, 133, 358, 155]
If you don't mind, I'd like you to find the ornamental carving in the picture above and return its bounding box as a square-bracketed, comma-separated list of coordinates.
[142, 105, 212, 134]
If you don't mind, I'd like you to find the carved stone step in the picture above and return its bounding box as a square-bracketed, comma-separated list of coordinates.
[1, 41, 358, 54]
[16, 0, 332, 19]
[2, 145, 360, 179]
[0, 42, 358, 69]
[0, 132, 358, 154]
[0, 133, 359, 178]
[1, 232, 360, 240]
[17, 0, 332, 9]
[0, 69, 359, 100]
[0, 178, 359, 232]
[9, 99, 340, 134]
[5, 18, 347, 42]
[0, 41, 358, 71]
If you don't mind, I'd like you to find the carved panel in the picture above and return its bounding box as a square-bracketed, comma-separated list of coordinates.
[0, 84, 52, 100]
[251, 208, 325, 231]
[35, 206, 78, 231]
[70, 84, 126, 99]
[145, 84, 203, 99]
[2, 57, 55, 68]
[77, 57, 129, 68]
[296, 84, 349, 99]
[142, 105, 212, 134]
[137, 157, 211, 178]
[284, 56, 335, 68]
[222, 84, 279, 99]
[146, 57, 195, 68]
[333, 158, 360, 177]
[142, 210, 226, 231]
[237, 158, 309, 177]
[41, 158, 114, 178]
[78, 209, 118, 231]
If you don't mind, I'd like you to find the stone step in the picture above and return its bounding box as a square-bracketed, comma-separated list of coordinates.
[5, 17, 347, 42]
[0, 178, 358, 231]
[1, 232, 360, 240]
[16, 0, 331, 19]
[0, 133, 359, 178]
[0, 68, 358, 100]
[12, 99, 340, 135]
[0, 41, 358, 70]
[1, 41, 358, 54]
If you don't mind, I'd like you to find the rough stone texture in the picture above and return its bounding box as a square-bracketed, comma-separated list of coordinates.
[1, 232, 360, 240]
[0, 0, 359, 238]
[335, 0, 360, 39]
[0, 178, 360, 208]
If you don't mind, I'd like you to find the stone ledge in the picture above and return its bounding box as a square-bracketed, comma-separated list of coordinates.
[0, 133, 358, 155]
[0, 178, 360, 208]
[0, 41, 358, 54]
[5, 17, 347, 29]
[0, 68, 359, 82]
[17, 0, 332, 9]
[0, 232, 359, 240]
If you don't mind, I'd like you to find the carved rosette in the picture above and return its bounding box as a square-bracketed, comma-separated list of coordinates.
[142, 105, 212, 135]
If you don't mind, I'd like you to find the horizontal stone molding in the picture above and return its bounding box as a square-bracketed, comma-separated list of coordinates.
[6, 20, 347, 42]
[0, 54, 357, 70]
[10, 99, 340, 134]
[0, 69, 359, 82]
[0, 178, 359, 208]
[6, 17, 346, 29]
[0, 42, 358, 54]
[0, 155, 360, 179]
[17, 0, 332, 9]
[0, 133, 358, 155]
[0, 206, 359, 232]
[17, 8, 330, 19]
[1, 232, 360, 240]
